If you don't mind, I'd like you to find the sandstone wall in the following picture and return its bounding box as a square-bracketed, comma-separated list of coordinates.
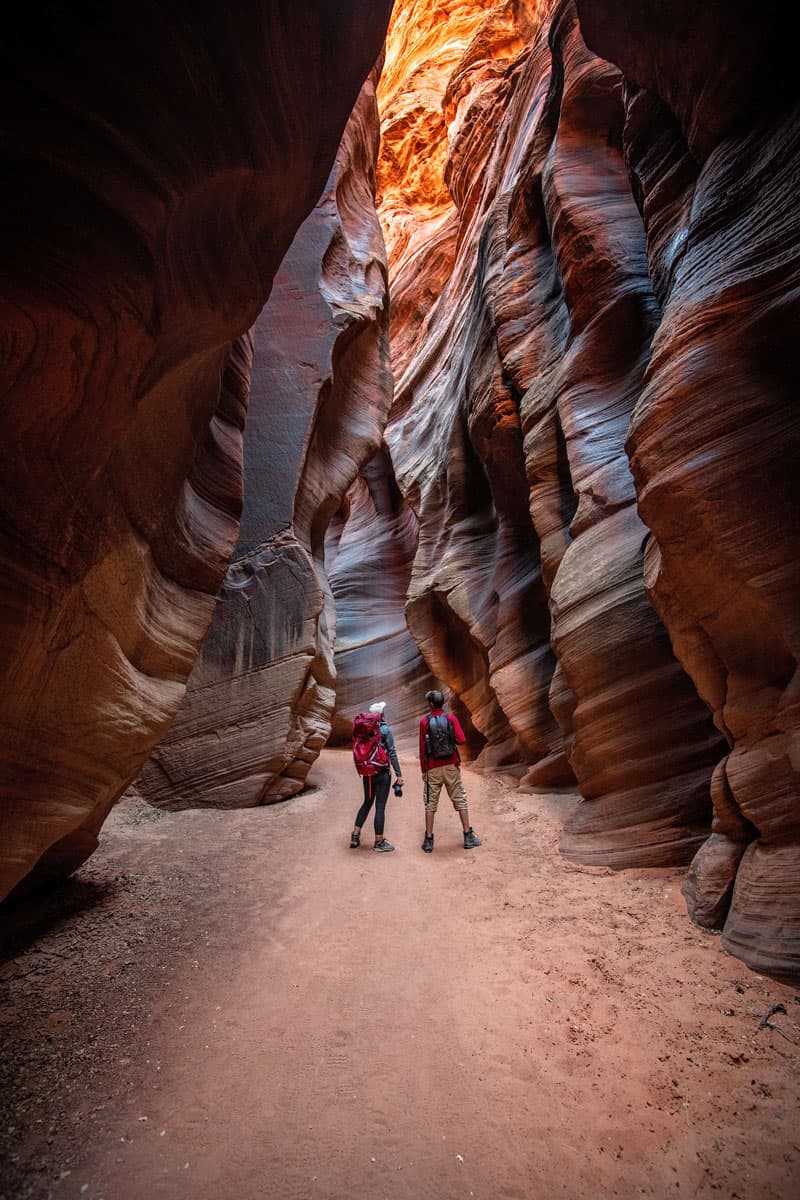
[576, 0, 799, 977]
[0, 1, 393, 896]
[327, 447, 436, 750]
[137, 71, 392, 808]
[378, 0, 798, 978]
[382, 0, 721, 817]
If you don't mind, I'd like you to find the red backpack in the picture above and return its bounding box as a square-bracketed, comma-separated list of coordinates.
[352, 712, 390, 776]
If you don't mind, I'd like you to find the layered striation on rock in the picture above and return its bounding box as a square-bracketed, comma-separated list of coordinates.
[381, 0, 722, 828]
[376, 0, 797, 977]
[576, 0, 800, 977]
[137, 71, 392, 809]
[517, 4, 725, 863]
[327, 447, 436, 748]
[0, 1, 393, 895]
[385, 2, 573, 780]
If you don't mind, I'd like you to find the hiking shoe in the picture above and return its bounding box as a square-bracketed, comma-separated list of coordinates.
[350, 831, 360, 848]
[463, 828, 482, 849]
[373, 839, 395, 852]
[422, 833, 434, 853]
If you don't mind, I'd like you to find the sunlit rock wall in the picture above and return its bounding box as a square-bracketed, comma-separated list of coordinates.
[381, 0, 721, 818]
[382, 0, 573, 779]
[325, 1, 507, 757]
[0, 1, 393, 897]
[138, 71, 391, 809]
[379, 0, 798, 978]
[576, 0, 800, 979]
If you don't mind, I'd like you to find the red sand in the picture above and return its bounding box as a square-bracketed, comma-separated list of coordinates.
[1, 746, 798, 1199]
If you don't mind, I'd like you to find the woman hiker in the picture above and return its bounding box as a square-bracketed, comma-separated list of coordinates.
[350, 701, 404, 853]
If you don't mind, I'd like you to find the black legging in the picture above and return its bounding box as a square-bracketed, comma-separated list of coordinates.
[354, 769, 391, 836]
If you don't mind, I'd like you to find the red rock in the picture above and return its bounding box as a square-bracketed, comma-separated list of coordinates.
[602, 0, 800, 976]
[137, 69, 392, 809]
[381, 1, 721, 830]
[327, 447, 436, 747]
[0, 1, 393, 896]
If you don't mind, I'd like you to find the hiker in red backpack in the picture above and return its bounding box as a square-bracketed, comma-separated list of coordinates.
[419, 689, 481, 853]
[350, 701, 403, 853]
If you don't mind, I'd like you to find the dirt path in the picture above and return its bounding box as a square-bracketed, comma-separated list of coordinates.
[2, 747, 799, 1200]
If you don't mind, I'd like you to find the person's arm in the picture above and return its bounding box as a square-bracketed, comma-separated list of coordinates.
[448, 712, 467, 745]
[419, 717, 428, 773]
[382, 723, 402, 779]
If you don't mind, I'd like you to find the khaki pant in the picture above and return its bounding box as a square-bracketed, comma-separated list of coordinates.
[423, 764, 468, 813]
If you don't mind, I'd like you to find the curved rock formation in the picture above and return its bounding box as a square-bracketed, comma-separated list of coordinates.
[0, 1, 393, 895]
[377, 0, 797, 978]
[381, 0, 721, 823]
[327, 447, 436, 747]
[576, 0, 800, 978]
[137, 70, 391, 809]
[520, 4, 724, 864]
[384, 2, 572, 779]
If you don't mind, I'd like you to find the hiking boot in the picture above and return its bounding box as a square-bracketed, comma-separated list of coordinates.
[422, 833, 434, 853]
[463, 828, 482, 849]
[373, 838, 395, 852]
[350, 831, 360, 848]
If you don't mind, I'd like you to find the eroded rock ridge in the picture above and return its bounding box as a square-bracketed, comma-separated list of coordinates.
[138, 69, 392, 808]
[372, 0, 798, 980]
[0, 1, 393, 894]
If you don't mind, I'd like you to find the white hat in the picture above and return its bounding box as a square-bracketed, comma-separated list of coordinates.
[369, 701, 386, 715]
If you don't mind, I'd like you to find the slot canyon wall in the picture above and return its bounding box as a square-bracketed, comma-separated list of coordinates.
[137, 67, 394, 809]
[1, 0, 796, 986]
[356, 0, 797, 979]
[0, 1, 393, 895]
[326, 446, 436, 748]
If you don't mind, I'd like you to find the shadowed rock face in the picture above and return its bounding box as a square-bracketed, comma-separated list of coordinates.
[383, 1, 573, 779]
[516, 5, 725, 864]
[576, 0, 800, 979]
[0, 1, 393, 894]
[378, 0, 798, 978]
[327, 447, 436, 747]
[137, 69, 391, 809]
[382, 0, 722, 817]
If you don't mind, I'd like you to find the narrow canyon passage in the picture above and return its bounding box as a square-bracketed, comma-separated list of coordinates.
[2, 750, 798, 1200]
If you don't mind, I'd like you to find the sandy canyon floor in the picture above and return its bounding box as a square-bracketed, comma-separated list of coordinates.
[1, 747, 799, 1200]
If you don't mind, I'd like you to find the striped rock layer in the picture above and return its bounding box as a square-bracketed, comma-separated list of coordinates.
[371, 0, 797, 979]
[0, 1, 393, 896]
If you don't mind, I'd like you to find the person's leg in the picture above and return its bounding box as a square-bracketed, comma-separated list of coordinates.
[443, 766, 481, 845]
[351, 777, 375, 845]
[422, 769, 443, 850]
[372, 771, 393, 849]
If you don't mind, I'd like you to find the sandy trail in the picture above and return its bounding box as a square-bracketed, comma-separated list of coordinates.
[1, 746, 798, 1200]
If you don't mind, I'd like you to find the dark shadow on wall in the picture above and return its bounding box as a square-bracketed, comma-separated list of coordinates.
[408, 588, 501, 759]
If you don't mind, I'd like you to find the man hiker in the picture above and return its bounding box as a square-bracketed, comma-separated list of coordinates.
[350, 702, 403, 852]
[419, 689, 481, 853]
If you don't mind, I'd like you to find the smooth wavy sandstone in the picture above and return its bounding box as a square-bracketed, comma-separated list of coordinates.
[327, 447, 436, 748]
[0, 1, 393, 895]
[384, 2, 572, 777]
[137, 70, 392, 809]
[576, 0, 800, 977]
[382, 0, 720, 829]
[379, 0, 797, 977]
[518, 4, 725, 863]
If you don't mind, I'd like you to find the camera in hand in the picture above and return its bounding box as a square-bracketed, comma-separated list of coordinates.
[393, 781, 403, 797]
